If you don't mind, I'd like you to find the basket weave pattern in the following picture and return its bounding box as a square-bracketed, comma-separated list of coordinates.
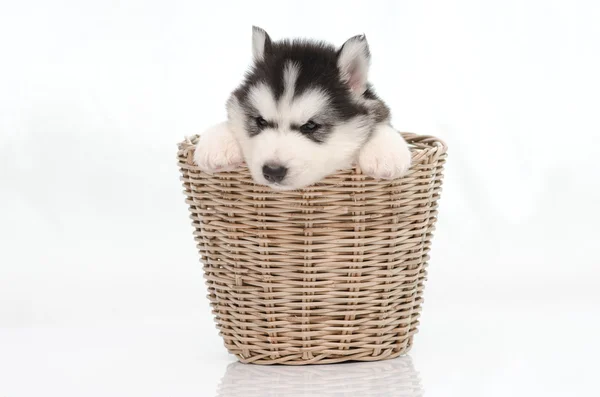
[178, 133, 447, 365]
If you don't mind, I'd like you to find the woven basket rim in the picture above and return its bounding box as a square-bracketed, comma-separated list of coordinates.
[177, 132, 447, 185]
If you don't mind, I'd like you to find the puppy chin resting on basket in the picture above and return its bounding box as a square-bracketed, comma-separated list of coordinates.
[194, 27, 412, 191]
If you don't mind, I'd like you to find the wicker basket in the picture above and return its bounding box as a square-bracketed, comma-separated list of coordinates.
[178, 133, 447, 365]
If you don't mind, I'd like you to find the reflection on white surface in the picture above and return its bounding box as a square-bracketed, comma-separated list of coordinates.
[216, 356, 423, 397]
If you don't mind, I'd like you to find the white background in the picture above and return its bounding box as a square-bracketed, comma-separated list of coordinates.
[2, 0, 599, 396]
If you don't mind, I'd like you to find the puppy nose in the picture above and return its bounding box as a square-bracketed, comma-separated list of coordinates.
[262, 164, 288, 183]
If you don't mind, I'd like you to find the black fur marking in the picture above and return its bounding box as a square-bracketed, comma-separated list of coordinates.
[363, 85, 391, 123]
[249, 118, 277, 137]
[290, 122, 330, 144]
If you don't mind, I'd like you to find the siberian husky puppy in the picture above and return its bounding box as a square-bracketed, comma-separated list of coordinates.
[194, 27, 411, 190]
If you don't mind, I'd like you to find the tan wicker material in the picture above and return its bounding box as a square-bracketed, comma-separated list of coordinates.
[177, 133, 447, 365]
[217, 356, 423, 396]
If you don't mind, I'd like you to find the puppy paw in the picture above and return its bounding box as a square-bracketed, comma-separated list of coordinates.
[358, 124, 412, 179]
[193, 122, 244, 174]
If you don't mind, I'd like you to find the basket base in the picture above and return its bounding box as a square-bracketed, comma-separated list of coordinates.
[229, 337, 414, 365]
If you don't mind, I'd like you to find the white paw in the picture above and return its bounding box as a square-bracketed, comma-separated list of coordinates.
[358, 124, 412, 179]
[193, 121, 244, 174]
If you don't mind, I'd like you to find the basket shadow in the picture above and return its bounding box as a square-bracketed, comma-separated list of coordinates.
[215, 355, 424, 397]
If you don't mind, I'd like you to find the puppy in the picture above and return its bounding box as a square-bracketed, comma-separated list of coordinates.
[194, 27, 411, 190]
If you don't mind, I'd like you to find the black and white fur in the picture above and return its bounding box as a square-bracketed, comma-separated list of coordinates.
[194, 27, 411, 190]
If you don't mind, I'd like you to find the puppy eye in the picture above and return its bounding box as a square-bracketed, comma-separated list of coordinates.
[300, 120, 320, 133]
[255, 116, 268, 128]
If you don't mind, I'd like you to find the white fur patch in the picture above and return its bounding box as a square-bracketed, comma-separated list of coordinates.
[282, 61, 300, 105]
[287, 89, 330, 123]
[193, 121, 244, 173]
[248, 83, 278, 121]
[246, 116, 370, 190]
[248, 79, 329, 127]
[358, 124, 412, 179]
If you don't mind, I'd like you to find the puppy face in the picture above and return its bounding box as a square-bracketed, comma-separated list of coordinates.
[227, 27, 389, 190]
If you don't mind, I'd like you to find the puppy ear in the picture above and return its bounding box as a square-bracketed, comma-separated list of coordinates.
[252, 26, 272, 62]
[337, 34, 371, 94]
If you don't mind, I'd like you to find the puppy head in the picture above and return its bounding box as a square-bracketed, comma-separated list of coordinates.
[226, 27, 382, 190]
